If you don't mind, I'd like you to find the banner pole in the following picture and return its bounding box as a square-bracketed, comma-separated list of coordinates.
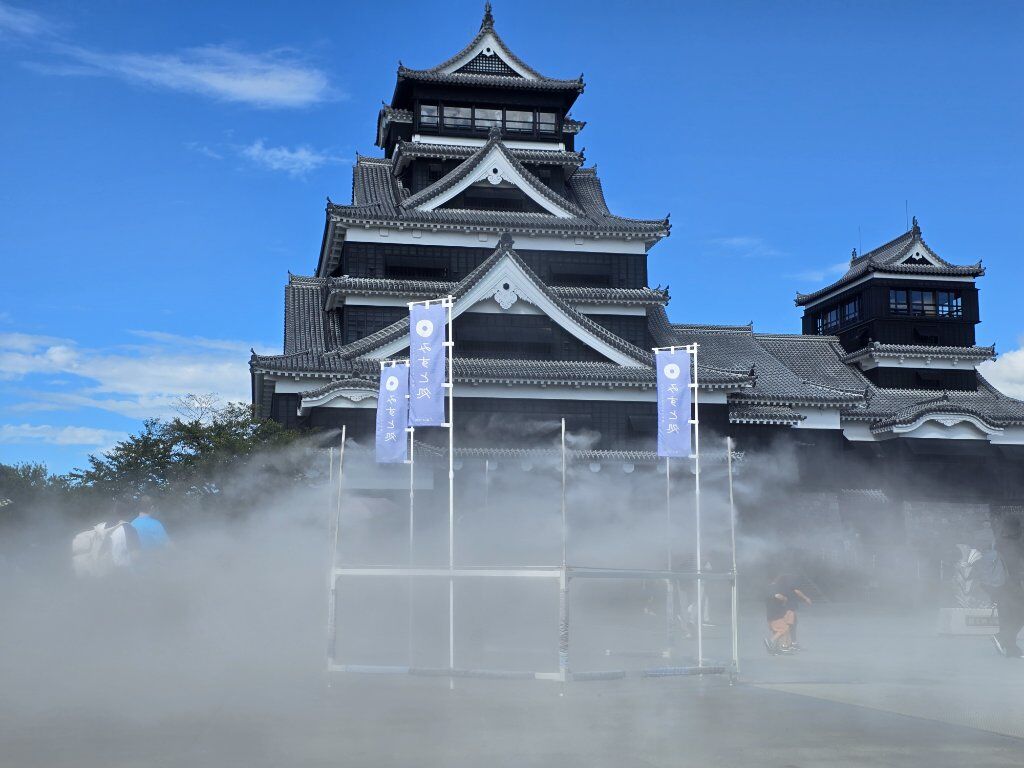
[727, 435, 739, 679]
[446, 296, 455, 683]
[561, 417, 567, 568]
[408, 425, 415, 667]
[692, 345, 703, 669]
[665, 456, 674, 657]
[326, 425, 346, 673]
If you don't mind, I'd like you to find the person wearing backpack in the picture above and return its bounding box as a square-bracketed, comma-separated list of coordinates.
[992, 516, 1024, 658]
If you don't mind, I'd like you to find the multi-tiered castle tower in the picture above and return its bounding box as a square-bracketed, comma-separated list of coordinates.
[251, 6, 1024, 515]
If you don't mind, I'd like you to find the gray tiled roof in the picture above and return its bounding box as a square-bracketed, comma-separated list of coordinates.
[284, 276, 341, 355]
[322, 240, 656, 365]
[796, 221, 984, 306]
[842, 342, 997, 365]
[391, 140, 583, 170]
[728, 403, 806, 426]
[843, 375, 1024, 431]
[400, 128, 586, 216]
[394, 6, 584, 94]
[322, 275, 668, 306]
[654, 315, 867, 406]
[375, 105, 412, 147]
[327, 149, 669, 240]
[397, 66, 584, 93]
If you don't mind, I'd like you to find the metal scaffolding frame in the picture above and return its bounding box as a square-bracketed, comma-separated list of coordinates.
[325, 337, 740, 683]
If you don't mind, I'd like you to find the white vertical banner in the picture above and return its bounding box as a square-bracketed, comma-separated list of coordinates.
[409, 303, 447, 427]
[655, 348, 692, 458]
[375, 362, 409, 464]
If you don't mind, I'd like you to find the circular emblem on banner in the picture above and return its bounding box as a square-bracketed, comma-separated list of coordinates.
[385, 375, 400, 392]
[663, 362, 681, 380]
[415, 319, 434, 338]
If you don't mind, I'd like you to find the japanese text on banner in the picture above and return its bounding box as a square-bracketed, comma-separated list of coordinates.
[656, 349, 692, 458]
[408, 303, 447, 427]
[375, 363, 409, 463]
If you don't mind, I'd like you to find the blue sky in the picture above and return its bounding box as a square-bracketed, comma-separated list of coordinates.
[1, 0, 1022, 472]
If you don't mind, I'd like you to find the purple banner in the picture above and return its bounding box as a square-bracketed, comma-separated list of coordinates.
[656, 349, 692, 458]
[409, 303, 447, 427]
[375, 363, 409, 464]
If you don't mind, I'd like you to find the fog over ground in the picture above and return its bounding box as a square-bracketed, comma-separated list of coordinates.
[2, 430, 1022, 766]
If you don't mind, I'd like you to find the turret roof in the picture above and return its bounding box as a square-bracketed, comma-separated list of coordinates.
[392, 3, 584, 101]
[795, 219, 985, 306]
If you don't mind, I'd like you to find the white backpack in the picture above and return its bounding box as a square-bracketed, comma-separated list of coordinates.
[71, 521, 136, 577]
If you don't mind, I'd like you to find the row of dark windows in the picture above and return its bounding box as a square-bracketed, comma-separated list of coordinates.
[813, 288, 966, 335]
[814, 297, 860, 334]
[340, 243, 648, 288]
[419, 103, 558, 135]
[889, 289, 962, 317]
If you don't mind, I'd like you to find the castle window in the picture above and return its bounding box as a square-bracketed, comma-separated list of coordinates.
[474, 107, 501, 129]
[841, 297, 860, 324]
[910, 290, 937, 316]
[419, 103, 439, 127]
[816, 306, 841, 334]
[443, 105, 471, 128]
[538, 112, 556, 133]
[889, 288, 962, 317]
[505, 109, 533, 132]
[937, 290, 963, 317]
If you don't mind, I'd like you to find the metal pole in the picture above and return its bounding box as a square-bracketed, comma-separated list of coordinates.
[727, 435, 739, 678]
[559, 418, 570, 680]
[692, 345, 703, 669]
[561, 417, 567, 568]
[408, 424, 415, 667]
[327, 425, 346, 671]
[665, 456, 673, 657]
[445, 296, 455, 681]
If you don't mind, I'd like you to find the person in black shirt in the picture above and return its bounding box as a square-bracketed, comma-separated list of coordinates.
[764, 586, 793, 655]
[775, 572, 813, 650]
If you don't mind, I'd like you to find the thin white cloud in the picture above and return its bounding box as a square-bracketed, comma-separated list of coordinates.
[980, 342, 1024, 400]
[50, 43, 332, 108]
[0, 331, 270, 419]
[241, 139, 340, 176]
[0, 1, 55, 38]
[0, 423, 127, 447]
[184, 141, 223, 160]
[707, 236, 785, 259]
[790, 261, 850, 283]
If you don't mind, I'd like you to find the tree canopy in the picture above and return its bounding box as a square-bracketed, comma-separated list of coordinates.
[1, 400, 309, 526]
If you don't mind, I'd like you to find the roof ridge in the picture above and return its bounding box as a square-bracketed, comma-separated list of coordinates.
[399, 131, 586, 217]
[328, 237, 654, 365]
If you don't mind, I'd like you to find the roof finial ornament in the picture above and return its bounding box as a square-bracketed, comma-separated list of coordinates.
[487, 125, 502, 140]
[911, 215, 920, 235]
[497, 231, 514, 250]
[851, 247, 858, 262]
[481, 1, 494, 30]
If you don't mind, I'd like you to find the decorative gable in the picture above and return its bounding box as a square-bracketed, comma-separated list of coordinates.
[405, 138, 582, 218]
[455, 51, 523, 78]
[358, 244, 649, 368]
[897, 240, 943, 267]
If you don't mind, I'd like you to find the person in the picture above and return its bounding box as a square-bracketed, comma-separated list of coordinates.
[130, 496, 170, 551]
[992, 516, 1024, 658]
[764, 587, 793, 655]
[71, 517, 140, 577]
[774, 572, 813, 650]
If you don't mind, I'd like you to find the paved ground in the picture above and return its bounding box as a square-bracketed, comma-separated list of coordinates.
[741, 604, 1024, 741]
[2, 600, 1023, 767]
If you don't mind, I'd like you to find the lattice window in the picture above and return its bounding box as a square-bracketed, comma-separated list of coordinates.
[455, 52, 521, 77]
